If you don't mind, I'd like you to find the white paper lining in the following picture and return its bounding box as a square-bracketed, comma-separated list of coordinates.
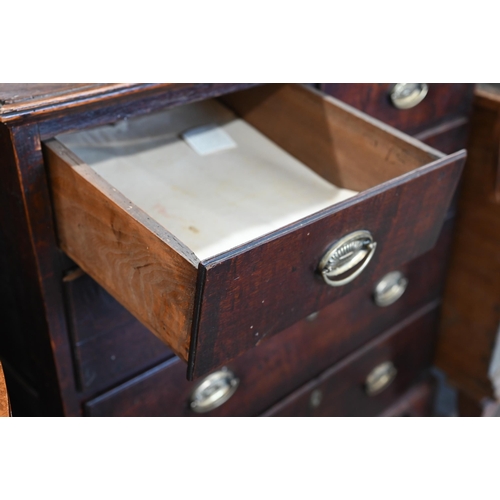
[57, 100, 358, 260]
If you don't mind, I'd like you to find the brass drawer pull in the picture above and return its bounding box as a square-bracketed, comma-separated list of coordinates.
[365, 361, 397, 396]
[189, 367, 239, 413]
[318, 230, 377, 287]
[373, 271, 408, 307]
[390, 83, 428, 109]
[309, 389, 323, 408]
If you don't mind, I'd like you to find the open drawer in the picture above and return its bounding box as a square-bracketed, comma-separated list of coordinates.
[43, 84, 465, 379]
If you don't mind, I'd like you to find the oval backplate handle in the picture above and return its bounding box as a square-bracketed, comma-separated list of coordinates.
[365, 361, 397, 396]
[390, 83, 429, 109]
[318, 230, 377, 287]
[189, 367, 239, 413]
[373, 271, 408, 307]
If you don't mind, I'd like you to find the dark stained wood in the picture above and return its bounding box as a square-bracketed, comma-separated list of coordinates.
[42, 83, 464, 379]
[64, 273, 174, 392]
[0, 82, 472, 415]
[0, 84, 133, 116]
[84, 222, 453, 416]
[415, 118, 470, 155]
[0, 84, 259, 125]
[379, 376, 436, 417]
[437, 89, 500, 401]
[319, 84, 475, 135]
[0, 83, 266, 416]
[262, 304, 439, 417]
[192, 154, 464, 378]
[7, 84, 259, 136]
[0, 123, 79, 416]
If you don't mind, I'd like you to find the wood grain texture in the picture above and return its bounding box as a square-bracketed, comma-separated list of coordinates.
[0, 84, 259, 124]
[436, 91, 500, 401]
[43, 83, 463, 378]
[415, 117, 470, 155]
[64, 273, 174, 393]
[0, 123, 80, 416]
[0, 363, 11, 417]
[191, 154, 464, 378]
[44, 140, 199, 361]
[222, 84, 442, 192]
[0, 84, 132, 116]
[83, 222, 453, 416]
[319, 84, 475, 135]
[379, 376, 435, 417]
[262, 303, 439, 417]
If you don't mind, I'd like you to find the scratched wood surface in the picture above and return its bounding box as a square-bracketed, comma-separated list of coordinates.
[192, 154, 463, 378]
[0, 83, 260, 415]
[262, 304, 439, 417]
[43, 83, 464, 379]
[83, 221, 452, 416]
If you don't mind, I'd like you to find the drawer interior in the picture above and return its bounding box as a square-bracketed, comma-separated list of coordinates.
[54, 84, 442, 261]
[44, 83, 457, 371]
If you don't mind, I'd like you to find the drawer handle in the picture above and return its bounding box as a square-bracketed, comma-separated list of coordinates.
[373, 271, 408, 307]
[365, 361, 397, 396]
[318, 230, 377, 287]
[390, 83, 428, 109]
[189, 367, 239, 413]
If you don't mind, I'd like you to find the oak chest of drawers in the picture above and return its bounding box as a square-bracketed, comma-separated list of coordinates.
[0, 83, 472, 416]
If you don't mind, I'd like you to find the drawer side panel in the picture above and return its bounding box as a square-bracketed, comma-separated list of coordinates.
[44, 141, 198, 361]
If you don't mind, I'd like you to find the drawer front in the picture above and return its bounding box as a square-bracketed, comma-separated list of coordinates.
[84, 303, 439, 417]
[84, 222, 451, 416]
[320, 84, 475, 135]
[379, 376, 435, 417]
[44, 83, 464, 379]
[415, 120, 470, 155]
[64, 273, 173, 392]
[193, 158, 461, 378]
[262, 306, 439, 417]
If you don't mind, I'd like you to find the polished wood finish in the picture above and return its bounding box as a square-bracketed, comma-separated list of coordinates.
[0, 82, 471, 415]
[193, 155, 462, 378]
[43, 83, 464, 379]
[262, 304, 439, 417]
[319, 84, 474, 135]
[0, 83, 259, 416]
[379, 376, 435, 417]
[83, 221, 452, 416]
[415, 118, 470, 155]
[0, 83, 258, 124]
[437, 86, 500, 402]
[0, 84, 134, 117]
